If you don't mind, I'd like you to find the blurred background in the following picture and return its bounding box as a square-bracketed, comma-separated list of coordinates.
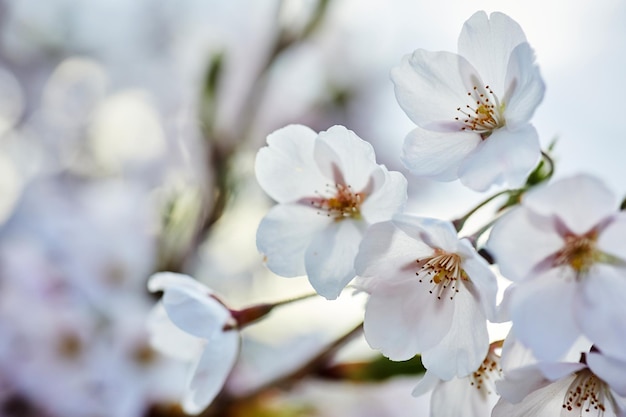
[0, 0, 624, 416]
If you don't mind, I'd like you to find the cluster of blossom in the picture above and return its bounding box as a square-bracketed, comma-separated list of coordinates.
[151, 11, 626, 417]
[2, 1, 428, 415]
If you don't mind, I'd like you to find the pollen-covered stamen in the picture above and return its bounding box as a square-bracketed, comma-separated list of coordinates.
[455, 85, 505, 137]
[470, 350, 502, 398]
[310, 183, 365, 220]
[415, 250, 468, 300]
[562, 368, 611, 415]
[554, 231, 600, 275]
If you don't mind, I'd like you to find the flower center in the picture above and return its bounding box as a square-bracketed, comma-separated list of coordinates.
[455, 85, 505, 139]
[416, 250, 467, 300]
[310, 183, 365, 221]
[563, 369, 611, 415]
[554, 231, 599, 275]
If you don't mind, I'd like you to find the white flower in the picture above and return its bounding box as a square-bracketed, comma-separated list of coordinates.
[391, 11, 545, 191]
[147, 272, 240, 415]
[493, 350, 626, 417]
[354, 214, 497, 379]
[487, 174, 626, 362]
[412, 348, 501, 417]
[255, 124, 407, 300]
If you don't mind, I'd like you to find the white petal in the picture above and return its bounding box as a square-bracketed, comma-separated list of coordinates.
[496, 365, 552, 404]
[315, 125, 379, 192]
[500, 331, 538, 373]
[431, 374, 496, 417]
[391, 50, 478, 131]
[503, 43, 545, 128]
[587, 352, 626, 397]
[522, 174, 617, 235]
[359, 169, 407, 224]
[412, 370, 440, 397]
[255, 124, 326, 203]
[147, 303, 204, 361]
[597, 213, 626, 261]
[577, 265, 626, 362]
[256, 203, 329, 278]
[355, 220, 433, 292]
[182, 331, 239, 415]
[536, 361, 587, 381]
[487, 206, 564, 281]
[492, 375, 574, 417]
[401, 126, 480, 181]
[509, 270, 581, 361]
[304, 219, 363, 299]
[161, 288, 231, 341]
[363, 281, 455, 360]
[458, 125, 540, 191]
[458, 11, 527, 97]
[421, 285, 489, 379]
[459, 244, 498, 321]
[495, 283, 514, 322]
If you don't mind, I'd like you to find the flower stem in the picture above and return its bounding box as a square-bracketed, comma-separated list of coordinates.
[228, 292, 320, 329]
[452, 190, 511, 232]
[243, 321, 364, 395]
[463, 217, 500, 245]
[453, 148, 556, 234]
[540, 150, 555, 180]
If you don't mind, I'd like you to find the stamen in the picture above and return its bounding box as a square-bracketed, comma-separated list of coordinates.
[455, 85, 505, 138]
[562, 369, 610, 416]
[469, 350, 502, 397]
[310, 183, 365, 220]
[415, 250, 467, 300]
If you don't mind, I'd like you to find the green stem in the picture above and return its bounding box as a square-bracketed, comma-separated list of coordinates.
[452, 148, 556, 234]
[540, 150, 555, 180]
[452, 189, 511, 232]
[462, 216, 500, 248]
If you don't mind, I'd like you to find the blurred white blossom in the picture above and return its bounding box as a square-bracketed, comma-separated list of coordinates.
[0, 178, 185, 417]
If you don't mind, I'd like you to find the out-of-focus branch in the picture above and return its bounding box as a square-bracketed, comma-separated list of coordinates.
[167, 0, 331, 274]
[201, 321, 363, 417]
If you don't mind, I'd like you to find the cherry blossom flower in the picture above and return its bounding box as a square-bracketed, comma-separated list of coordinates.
[255, 124, 407, 300]
[487, 174, 626, 362]
[412, 346, 502, 417]
[391, 11, 545, 191]
[493, 350, 626, 417]
[148, 272, 240, 415]
[354, 214, 497, 380]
